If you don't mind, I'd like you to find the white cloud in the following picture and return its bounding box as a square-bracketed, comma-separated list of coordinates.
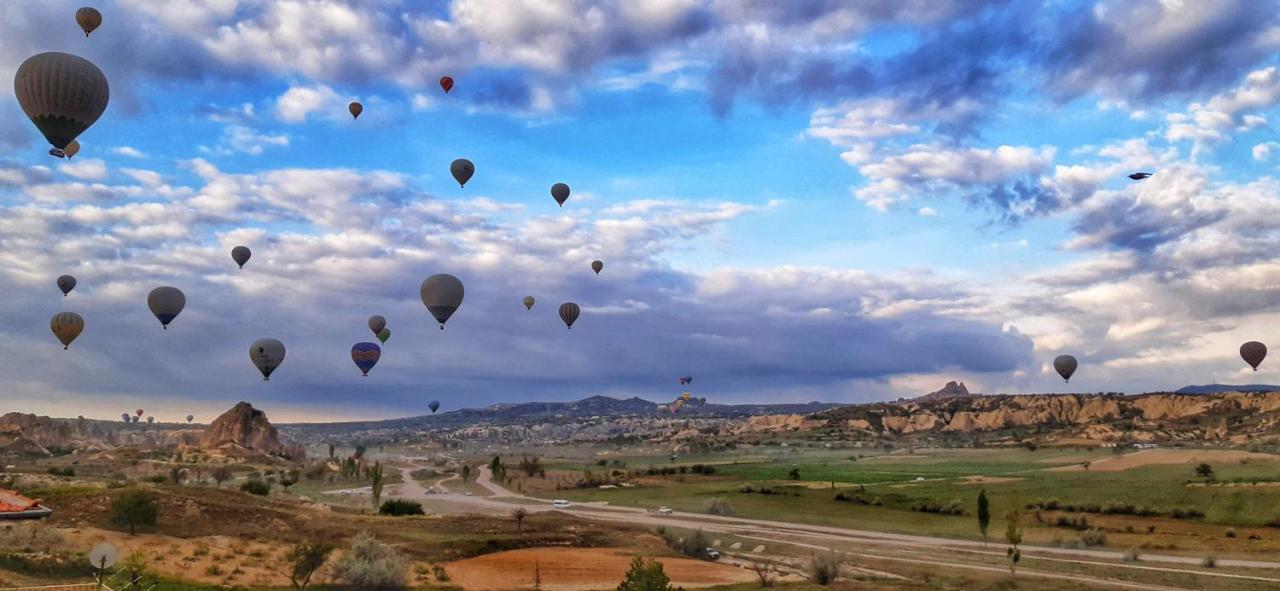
[112, 146, 147, 158]
[59, 158, 108, 181]
[275, 84, 345, 123]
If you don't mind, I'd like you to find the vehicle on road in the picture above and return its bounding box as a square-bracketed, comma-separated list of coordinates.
[552, 499, 572, 509]
[657, 506, 673, 515]
[704, 548, 720, 560]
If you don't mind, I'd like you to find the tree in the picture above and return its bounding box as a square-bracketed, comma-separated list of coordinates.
[460, 463, 472, 483]
[1195, 463, 1214, 479]
[212, 467, 232, 487]
[617, 556, 677, 591]
[809, 551, 844, 586]
[286, 541, 333, 589]
[520, 455, 544, 477]
[328, 443, 335, 459]
[977, 489, 990, 546]
[369, 462, 384, 508]
[787, 468, 801, 480]
[1005, 505, 1023, 578]
[749, 560, 777, 588]
[241, 479, 271, 496]
[378, 499, 424, 516]
[513, 507, 528, 531]
[490, 455, 506, 480]
[330, 531, 408, 589]
[110, 490, 158, 535]
[281, 470, 299, 492]
[168, 467, 185, 485]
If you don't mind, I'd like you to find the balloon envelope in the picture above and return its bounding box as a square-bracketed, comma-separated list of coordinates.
[420, 274, 464, 328]
[591, 260, 603, 275]
[250, 338, 286, 381]
[351, 342, 381, 376]
[51, 312, 84, 349]
[76, 7, 102, 36]
[57, 274, 76, 296]
[377, 328, 390, 343]
[14, 52, 110, 153]
[551, 183, 570, 206]
[186, 414, 193, 423]
[429, 400, 440, 413]
[1241, 341, 1267, 371]
[678, 376, 692, 385]
[1053, 355, 1078, 382]
[450, 158, 474, 187]
[231, 246, 251, 269]
[349, 101, 362, 119]
[440, 76, 454, 93]
[559, 302, 580, 329]
[147, 286, 185, 328]
[523, 296, 535, 310]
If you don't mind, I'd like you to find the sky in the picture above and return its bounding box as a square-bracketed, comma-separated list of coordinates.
[1, 0, 1279, 422]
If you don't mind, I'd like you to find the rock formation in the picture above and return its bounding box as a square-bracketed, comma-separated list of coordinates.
[200, 402, 301, 459]
[912, 381, 974, 402]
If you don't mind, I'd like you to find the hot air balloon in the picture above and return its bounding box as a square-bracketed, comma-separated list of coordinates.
[131, 415, 139, 423]
[523, 296, 535, 310]
[64, 139, 80, 159]
[1128, 172, 1152, 180]
[186, 414, 194, 423]
[231, 246, 251, 269]
[250, 338, 286, 381]
[440, 76, 454, 93]
[591, 260, 603, 275]
[682, 392, 691, 401]
[551, 183, 570, 206]
[1240, 341, 1267, 371]
[377, 328, 390, 343]
[14, 52, 110, 157]
[349, 101, 363, 119]
[368, 315, 386, 335]
[450, 159, 474, 187]
[1053, 355, 1078, 383]
[559, 302, 580, 329]
[429, 400, 440, 413]
[51, 312, 83, 349]
[121, 413, 130, 424]
[135, 409, 143, 417]
[351, 342, 381, 377]
[678, 376, 692, 385]
[420, 274, 464, 329]
[75, 7, 102, 36]
[57, 275, 76, 296]
[146, 416, 154, 424]
[147, 287, 185, 329]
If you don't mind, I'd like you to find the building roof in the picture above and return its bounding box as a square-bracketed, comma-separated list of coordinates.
[0, 488, 41, 512]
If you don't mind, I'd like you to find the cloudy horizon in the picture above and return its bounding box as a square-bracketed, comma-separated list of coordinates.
[1, 1, 1279, 423]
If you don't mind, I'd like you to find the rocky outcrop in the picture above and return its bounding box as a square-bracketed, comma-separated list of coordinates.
[913, 381, 973, 402]
[200, 402, 301, 459]
[735, 414, 826, 434]
[816, 391, 1280, 442]
[0, 413, 198, 455]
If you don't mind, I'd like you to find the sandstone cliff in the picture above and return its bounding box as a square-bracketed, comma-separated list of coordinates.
[200, 402, 302, 459]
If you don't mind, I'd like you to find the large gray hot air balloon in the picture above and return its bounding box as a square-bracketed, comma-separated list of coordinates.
[147, 287, 185, 329]
[420, 274, 464, 329]
[450, 159, 474, 187]
[249, 338, 286, 381]
[551, 183, 570, 206]
[368, 315, 387, 335]
[1053, 355, 1078, 383]
[75, 7, 102, 36]
[57, 274, 76, 296]
[523, 296, 535, 310]
[231, 246, 251, 269]
[429, 400, 440, 413]
[591, 260, 603, 275]
[14, 52, 110, 157]
[559, 302, 580, 329]
[51, 312, 84, 349]
[1240, 341, 1267, 371]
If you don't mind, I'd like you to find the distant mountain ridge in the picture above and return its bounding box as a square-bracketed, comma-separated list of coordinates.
[1175, 384, 1280, 394]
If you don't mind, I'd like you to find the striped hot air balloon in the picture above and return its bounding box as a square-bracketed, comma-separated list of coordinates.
[559, 302, 580, 329]
[351, 342, 381, 376]
[1053, 355, 1078, 383]
[1240, 341, 1267, 371]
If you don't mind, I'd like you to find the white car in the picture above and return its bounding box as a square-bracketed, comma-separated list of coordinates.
[552, 499, 572, 509]
[657, 506, 673, 515]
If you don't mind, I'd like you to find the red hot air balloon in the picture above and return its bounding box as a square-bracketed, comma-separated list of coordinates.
[440, 76, 454, 94]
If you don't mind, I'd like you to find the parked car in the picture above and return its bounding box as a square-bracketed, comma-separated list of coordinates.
[552, 499, 572, 509]
[703, 548, 721, 560]
[657, 506, 673, 515]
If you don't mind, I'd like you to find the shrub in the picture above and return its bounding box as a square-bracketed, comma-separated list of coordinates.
[1170, 507, 1205, 519]
[110, 490, 158, 535]
[46, 467, 75, 477]
[1225, 528, 1237, 538]
[1201, 554, 1217, 568]
[330, 531, 408, 589]
[1123, 547, 1140, 562]
[240, 480, 271, 496]
[618, 556, 677, 591]
[705, 497, 734, 515]
[1081, 528, 1108, 548]
[286, 541, 333, 590]
[809, 551, 845, 585]
[378, 499, 425, 516]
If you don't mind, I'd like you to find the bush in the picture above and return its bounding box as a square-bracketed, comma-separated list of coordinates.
[661, 528, 709, 558]
[618, 556, 677, 591]
[1123, 547, 1140, 562]
[705, 497, 734, 515]
[910, 499, 967, 516]
[1201, 554, 1217, 568]
[331, 531, 408, 589]
[1081, 528, 1108, 547]
[240, 480, 271, 496]
[110, 490, 158, 535]
[378, 499, 425, 516]
[1225, 528, 1237, 538]
[809, 551, 845, 585]
[46, 467, 75, 477]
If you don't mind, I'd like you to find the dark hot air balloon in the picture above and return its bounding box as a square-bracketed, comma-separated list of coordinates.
[51, 312, 84, 349]
[450, 159, 474, 187]
[368, 315, 386, 335]
[349, 101, 363, 119]
[76, 7, 102, 36]
[231, 246, 251, 269]
[551, 183, 570, 206]
[1128, 172, 1152, 180]
[14, 52, 110, 157]
[250, 338, 286, 381]
[440, 76, 454, 93]
[523, 296, 535, 310]
[1053, 355, 1078, 383]
[420, 274, 464, 329]
[186, 414, 194, 423]
[1240, 341, 1267, 371]
[591, 260, 603, 275]
[559, 302, 580, 329]
[147, 287, 185, 329]
[678, 376, 692, 385]
[351, 342, 381, 376]
[135, 409, 143, 417]
[57, 275, 76, 296]
[429, 400, 440, 413]
[121, 413, 130, 424]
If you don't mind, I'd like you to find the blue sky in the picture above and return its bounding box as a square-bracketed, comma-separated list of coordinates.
[1, 0, 1279, 422]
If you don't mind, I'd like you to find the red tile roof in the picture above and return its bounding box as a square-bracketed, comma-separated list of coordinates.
[0, 488, 41, 512]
